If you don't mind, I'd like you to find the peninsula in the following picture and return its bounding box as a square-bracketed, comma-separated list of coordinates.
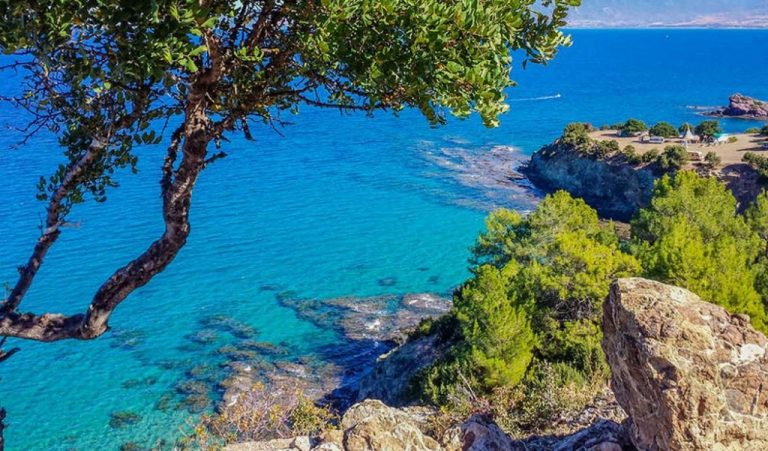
[524, 119, 768, 220]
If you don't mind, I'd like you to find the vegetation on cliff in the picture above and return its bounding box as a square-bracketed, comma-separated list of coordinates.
[416, 171, 768, 434]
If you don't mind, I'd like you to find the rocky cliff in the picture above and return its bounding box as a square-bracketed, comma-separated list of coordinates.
[524, 144, 657, 220]
[705, 93, 768, 120]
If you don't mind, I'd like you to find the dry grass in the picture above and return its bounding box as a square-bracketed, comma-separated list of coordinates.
[180, 381, 337, 450]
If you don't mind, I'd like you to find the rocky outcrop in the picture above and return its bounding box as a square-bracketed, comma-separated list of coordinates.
[356, 331, 453, 406]
[603, 278, 768, 451]
[523, 144, 656, 220]
[705, 93, 768, 120]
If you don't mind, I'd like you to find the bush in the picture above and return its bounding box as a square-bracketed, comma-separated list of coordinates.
[623, 145, 642, 164]
[641, 148, 660, 163]
[631, 172, 767, 333]
[620, 118, 648, 136]
[746, 127, 761, 134]
[183, 381, 337, 447]
[728, 136, 738, 143]
[761, 125, 768, 136]
[592, 139, 620, 158]
[656, 145, 689, 170]
[420, 265, 535, 403]
[704, 151, 721, 168]
[695, 120, 722, 140]
[649, 121, 678, 138]
[561, 123, 594, 151]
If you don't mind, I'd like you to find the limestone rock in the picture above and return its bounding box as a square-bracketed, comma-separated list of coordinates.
[341, 399, 441, 450]
[603, 278, 768, 451]
[442, 414, 514, 450]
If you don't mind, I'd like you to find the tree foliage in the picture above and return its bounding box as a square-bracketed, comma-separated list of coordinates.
[656, 144, 689, 171]
[424, 191, 638, 403]
[695, 120, 722, 140]
[649, 121, 678, 138]
[620, 118, 647, 135]
[0, 0, 581, 343]
[631, 172, 767, 332]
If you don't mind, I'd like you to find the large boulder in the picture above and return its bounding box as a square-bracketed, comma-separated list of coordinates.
[603, 278, 768, 450]
[340, 400, 441, 450]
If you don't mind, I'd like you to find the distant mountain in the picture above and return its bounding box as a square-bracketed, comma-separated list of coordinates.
[566, 0, 768, 28]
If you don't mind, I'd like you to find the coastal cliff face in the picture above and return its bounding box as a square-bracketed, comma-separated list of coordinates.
[524, 144, 657, 221]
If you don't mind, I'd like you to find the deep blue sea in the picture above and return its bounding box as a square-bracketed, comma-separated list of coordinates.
[1, 30, 767, 450]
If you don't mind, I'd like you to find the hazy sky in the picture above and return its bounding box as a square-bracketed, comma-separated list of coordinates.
[569, 0, 768, 25]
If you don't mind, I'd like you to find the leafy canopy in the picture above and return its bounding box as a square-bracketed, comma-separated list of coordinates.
[631, 172, 767, 331]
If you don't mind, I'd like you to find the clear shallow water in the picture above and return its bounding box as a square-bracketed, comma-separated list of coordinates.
[1, 29, 767, 450]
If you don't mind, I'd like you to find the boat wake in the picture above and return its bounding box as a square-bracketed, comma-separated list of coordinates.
[509, 93, 562, 102]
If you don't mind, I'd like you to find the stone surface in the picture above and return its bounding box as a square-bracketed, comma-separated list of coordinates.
[706, 93, 768, 119]
[603, 278, 768, 451]
[356, 332, 453, 406]
[341, 400, 441, 450]
[442, 414, 515, 450]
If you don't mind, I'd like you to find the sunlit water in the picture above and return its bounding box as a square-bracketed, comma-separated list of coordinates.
[1, 30, 767, 450]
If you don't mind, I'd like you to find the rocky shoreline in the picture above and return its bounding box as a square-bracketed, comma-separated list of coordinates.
[704, 93, 768, 120]
[226, 278, 768, 450]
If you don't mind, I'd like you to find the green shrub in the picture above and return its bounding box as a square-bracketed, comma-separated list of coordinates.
[561, 123, 594, 151]
[746, 127, 761, 134]
[728, 136, 738, 143]
[695, 120, 722, 140]
[592, 139, 620, 158]
[649, 121, 678, 138]
[656, 144, 689, 170]
[761, 125, 768, 136]
[744, 152, 768, 180]
[641, 148, 660, 163]
[622, 145, 642, 164]
[620, 118, 648, 136]
[704, 151, 721, 168]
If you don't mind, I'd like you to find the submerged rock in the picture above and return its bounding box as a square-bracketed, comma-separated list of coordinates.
[109, 411, 142, 429]
[603, 278, 768, 451]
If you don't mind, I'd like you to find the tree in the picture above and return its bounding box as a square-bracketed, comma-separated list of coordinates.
[620, 118, 648, 136]
[695, 120, 722, 141]
[560, 122, 594, 151]
[631, 172, 767, 332]
[649, 121, 678, 138]
[704, 151, 722, 169]
[0, 1, 579, 345]
[453, 264, 535, 391]
[762, 125, 768, 136]
[423, 191, 639, 402]
[656, 145, 689, 171]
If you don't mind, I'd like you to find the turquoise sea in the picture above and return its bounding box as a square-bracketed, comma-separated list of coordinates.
[1, 30, 767, 450]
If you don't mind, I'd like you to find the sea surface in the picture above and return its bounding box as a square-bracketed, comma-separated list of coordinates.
[1, 29, 767, 450]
